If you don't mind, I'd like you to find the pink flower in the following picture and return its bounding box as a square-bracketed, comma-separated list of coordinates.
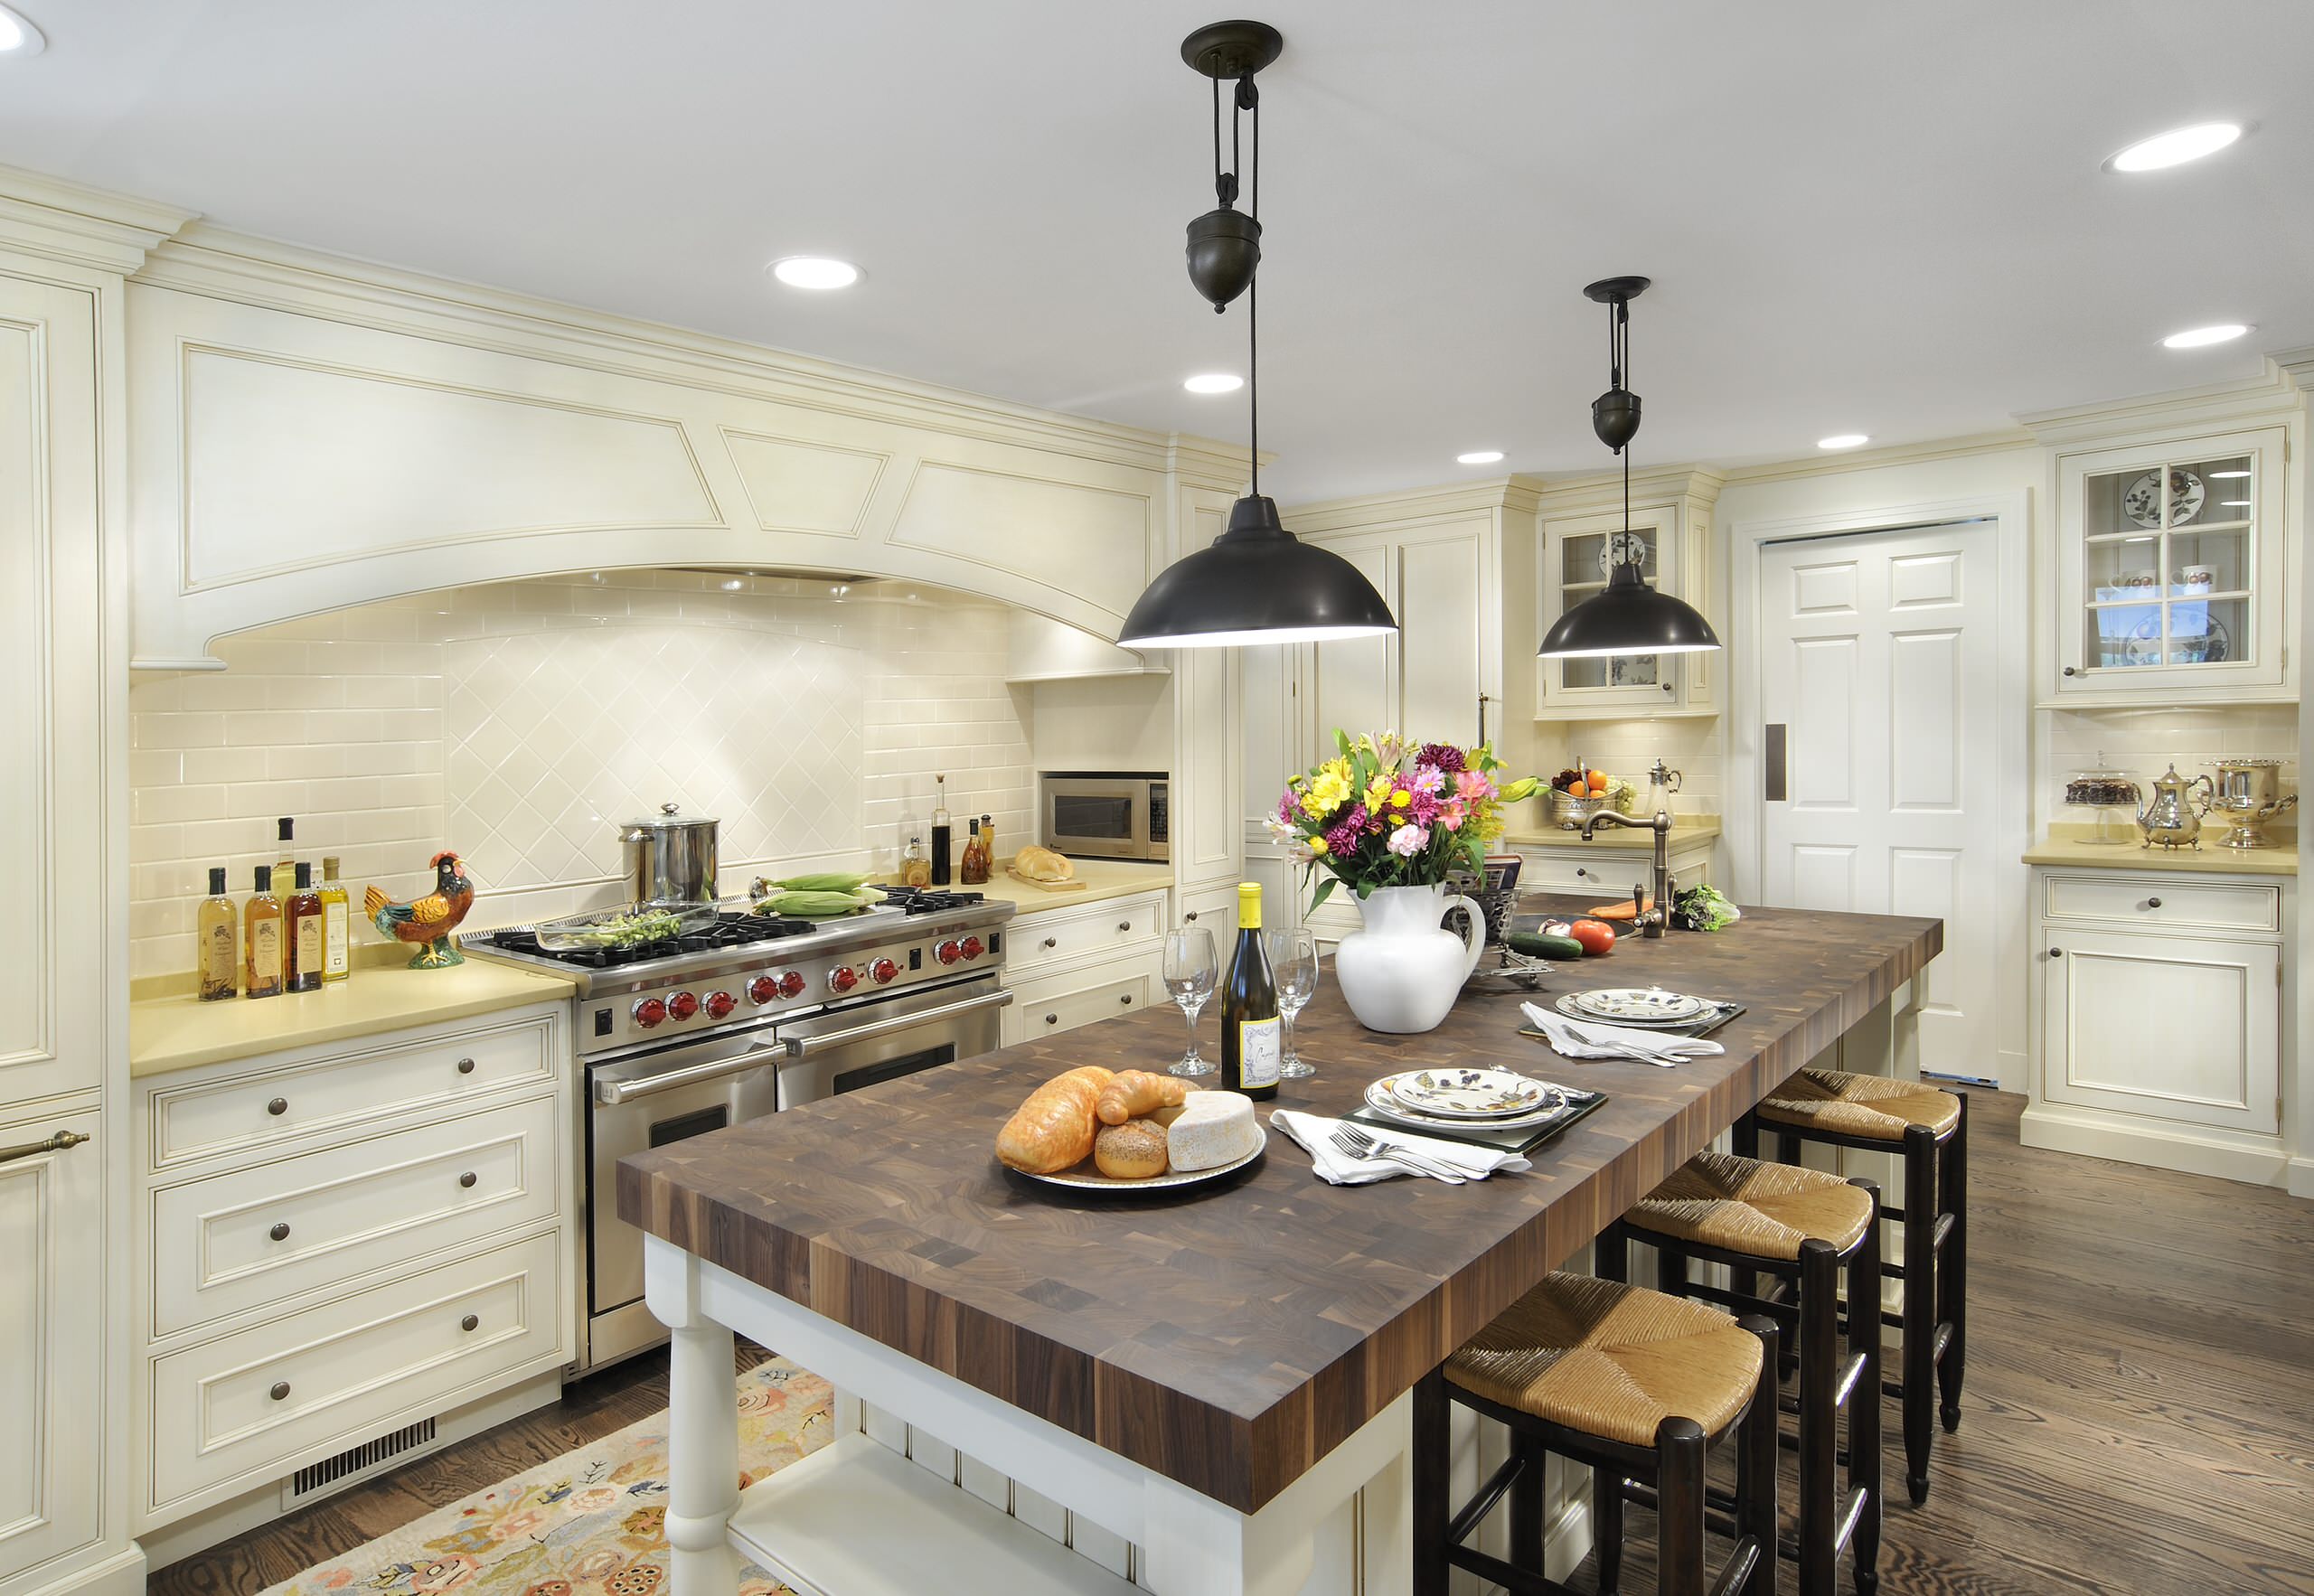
[1409, 764, 1445, 797]
[1276, 791, 1297, 826]
[1409, 788, 1442, 825]
[1438, 799, 1467, 831]
[1387, 823, 1429, 857]
[1419, 742, 1466, 773]
[1454, 769, 1496, 802]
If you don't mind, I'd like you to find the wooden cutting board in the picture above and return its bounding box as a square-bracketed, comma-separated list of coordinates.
[1005, 867, 1086, 892]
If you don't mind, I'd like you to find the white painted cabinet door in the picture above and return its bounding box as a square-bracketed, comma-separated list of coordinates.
[1303, 535, 1396, 743]
[0, 1108, 102, 1583]
[1171, 489, 1243, 891]
[1396, 523, 1488, 746]
[2041, 931, 2280, 1134]
[0, 278, 103, 1110]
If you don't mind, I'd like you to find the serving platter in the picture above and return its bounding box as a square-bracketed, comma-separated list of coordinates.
[1565, 986, 1711, 1023]
[1388, 1066, 1553, 1119]
[1002, 1132, 1266, 1194]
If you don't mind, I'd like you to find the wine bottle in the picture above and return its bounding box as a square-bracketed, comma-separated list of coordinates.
[929, 773, 953, 887]
[274, 816, 297, 897]
[1220, 881, 1281, 1100]
[197, 867, 238, 1001]
[287, 862, 325, 992]
[244, 865, 284, 1000]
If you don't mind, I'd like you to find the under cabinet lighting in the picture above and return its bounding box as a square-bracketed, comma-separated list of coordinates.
[767, 257, 862, 291]
[2106, 122, 2243, 173]
[2210, 470, 2250, 479]
[1456, 450, 1505, 465]
[2219, 500, 2252, 508]
[0, 5, 44, 52]
[1183, 372, 1244, 394]
[2161, 324, 2249, 349]
[1817, 434, 1870, 450]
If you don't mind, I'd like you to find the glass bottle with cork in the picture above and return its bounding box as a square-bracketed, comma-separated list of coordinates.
[929, 774, 953, 886]
[901, 835, 932, 887]
[1220, 881, 1281, 1100]
[244, 865, 284, 1000]
[318, 857, 351, 982]
[286, 863, 325, 993]
[196, 867, 238, 1001]
[274, 817, 298, 893]
[960, 816, 990, 885]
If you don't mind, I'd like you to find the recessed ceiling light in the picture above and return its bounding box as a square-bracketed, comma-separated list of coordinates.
[2161, 323, 2249, 349]
[1817, 434, 1870, 451]
[0, 5, 44, 53]
[767, 256, 862, 291]
[1182, 372, 1243, 394]
[1456, 450, 1505, 465]
[2106, 122, 2243, 173]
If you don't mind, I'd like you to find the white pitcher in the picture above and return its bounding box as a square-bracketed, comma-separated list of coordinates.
[1332, 882, 1487, 1034]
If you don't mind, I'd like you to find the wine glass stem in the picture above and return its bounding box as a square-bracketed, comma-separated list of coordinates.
[1282, 1009, 1297, 1058]
[1184, 1001, 1201, 1060]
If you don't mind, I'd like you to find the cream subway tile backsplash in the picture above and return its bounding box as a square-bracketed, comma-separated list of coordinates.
[2042, 703, 2297, 830]
[127, 571, 1041, 981]
[1536, 716, 1723, 819]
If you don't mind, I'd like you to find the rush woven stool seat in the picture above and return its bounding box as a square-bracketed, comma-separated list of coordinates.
[1414, 1271, 1779, 1596]
[1603, 1151, 1884, 1596]
[1747, 1066, 1968, 1507]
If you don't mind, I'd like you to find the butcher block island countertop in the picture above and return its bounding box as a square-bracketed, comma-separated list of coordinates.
[619, 897, 1939, 1569]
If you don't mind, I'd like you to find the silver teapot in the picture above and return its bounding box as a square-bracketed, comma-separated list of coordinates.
[2135, 764, 2211, 850]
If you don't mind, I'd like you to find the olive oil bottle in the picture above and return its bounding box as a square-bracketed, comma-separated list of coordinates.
[287, 863, 325, 992]
[196, 867, 238, 1001]
[319, 856, 351, 982]
[244, 865, 284, 1000]
[1219, 882, 1281, 1100]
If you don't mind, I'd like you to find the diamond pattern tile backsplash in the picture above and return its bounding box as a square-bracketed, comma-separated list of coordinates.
[127, 571, 1039, 981]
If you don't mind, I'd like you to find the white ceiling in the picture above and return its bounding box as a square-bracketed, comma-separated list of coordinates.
[5, 1, 2310, 502]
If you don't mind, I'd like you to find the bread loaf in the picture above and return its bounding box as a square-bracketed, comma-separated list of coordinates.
[1166, 1091, 1262, 1171]
[1096, 1068, 1189, 1126]
[995, 1066, 1115, 1174]
[1011, 844, 1076, 883]
[1093, 1119, 1170, 1179]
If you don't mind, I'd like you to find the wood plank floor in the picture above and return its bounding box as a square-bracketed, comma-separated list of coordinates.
[149, 1091, 2314, 1595]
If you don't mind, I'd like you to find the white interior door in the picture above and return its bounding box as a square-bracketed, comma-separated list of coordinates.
[1760, 522, 1998, 1082]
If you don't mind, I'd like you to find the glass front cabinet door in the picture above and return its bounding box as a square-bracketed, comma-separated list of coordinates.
[2053, 427, 2290, 699]
[1538, 498, 1715, 717]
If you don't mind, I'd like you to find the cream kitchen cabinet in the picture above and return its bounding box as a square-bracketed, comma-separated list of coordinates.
[1169, 486, 1247, 897]
[997, 890, 1168, 1047]
[1536, 467, 1722, 718]
[1513, 837, 1715, 899]
[2021, 866, 2292, 1185]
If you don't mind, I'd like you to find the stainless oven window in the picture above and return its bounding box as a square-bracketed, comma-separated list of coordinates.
[832, 1043, 955, 1095]
[1050, 791, 1136, 842]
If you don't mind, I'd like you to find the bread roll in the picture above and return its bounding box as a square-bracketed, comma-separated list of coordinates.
[1096, 1068, 1189, 1126]
[1011, 844, 1076, 883]
[995, 1066, 1115, 1174]
[1094, 1119, 1170, 1179]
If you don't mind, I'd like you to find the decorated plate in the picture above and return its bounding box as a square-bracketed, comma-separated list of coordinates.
[1565, 986, 1711, 1023]
[2121, 467, 2204, 530]
[1387, 1066, 1553, 1119]
[1367, 1074, 1568, 1132]
[1550, 994, 1726, 1030]
[1005, 1131, 1265, 1194]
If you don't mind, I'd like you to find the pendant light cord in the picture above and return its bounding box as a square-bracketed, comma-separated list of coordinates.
[1247, 77, 1259, 499]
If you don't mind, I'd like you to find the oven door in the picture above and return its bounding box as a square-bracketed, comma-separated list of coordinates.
[1044, 777, 1153, 860]
[776, 974, 1011, 1107]
[587, 1026, 782, 1360]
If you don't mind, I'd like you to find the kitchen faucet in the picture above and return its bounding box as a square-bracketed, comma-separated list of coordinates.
[1579, 806, 1674, 938]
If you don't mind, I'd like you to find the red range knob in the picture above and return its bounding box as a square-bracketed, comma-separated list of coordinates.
[704, 990, 737, 1019]
[935, 940, 963, 965]
[777, 971, 805, 998]
[746, 975, 778, 1005]
[960, 936, 984, 961]
[868, 957, 898, 985]
[667, 990, 701, 1021]
[828, 966, 860, 994]
[631, 997, 667, 1029]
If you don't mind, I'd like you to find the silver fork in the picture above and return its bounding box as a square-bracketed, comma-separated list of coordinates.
[1330, 1123, 1467, 1184]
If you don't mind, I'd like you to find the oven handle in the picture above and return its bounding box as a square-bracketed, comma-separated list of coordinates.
[781, 988, 1013, 1059]
[593, 1046, 782, 1107]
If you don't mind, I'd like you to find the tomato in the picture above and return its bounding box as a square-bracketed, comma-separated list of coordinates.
[1567, 918, 1617, 955]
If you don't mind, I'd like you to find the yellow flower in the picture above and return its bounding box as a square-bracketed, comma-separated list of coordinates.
[1309, 835, 1330, 856]
[1391, 789, 1412, 809]
[1302, 766, 1350, 818]
[1364, 778, 1393, 812]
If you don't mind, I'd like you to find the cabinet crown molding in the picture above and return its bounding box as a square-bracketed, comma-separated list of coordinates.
[2019, 360, 2307, 447]
[1532, 463, 1725, 516]
[1280, 475, 1543, 534]
[0, 163, 196, 273]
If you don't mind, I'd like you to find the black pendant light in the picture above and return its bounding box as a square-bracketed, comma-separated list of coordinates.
[1117, 21, 1397, 650]
[1538, 277, 1722, 659]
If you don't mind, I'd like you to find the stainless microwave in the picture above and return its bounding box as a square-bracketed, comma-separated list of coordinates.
[1041, 773, 1169, 861]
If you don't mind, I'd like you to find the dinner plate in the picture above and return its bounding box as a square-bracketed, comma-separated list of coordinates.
[1387, 1066, 1554, 1119]
[1366, 1075, 1569, 1132]
[1004, 1131, 1266, 1194]
[1566, 986, 1710, 1022]
[1550, 994, 1723, 1030]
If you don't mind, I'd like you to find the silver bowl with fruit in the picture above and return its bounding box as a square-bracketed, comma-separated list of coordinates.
[1544, 768, 1636, 829]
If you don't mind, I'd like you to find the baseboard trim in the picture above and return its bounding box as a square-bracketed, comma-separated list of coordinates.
[2019, 1104, 2288, 1187]
[2287, 1157, 2314, 1201]
[0, 1544, 148, 1596]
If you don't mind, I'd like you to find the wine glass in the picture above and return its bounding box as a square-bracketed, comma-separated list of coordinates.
[1162, 926, 1219, 1077]
[1266, 927, 1319, 1079]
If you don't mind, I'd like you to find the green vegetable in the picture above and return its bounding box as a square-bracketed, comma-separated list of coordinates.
[1672, 884, 1740, 933]
[762, 889, 873, 918]
[1506, 931, 1585, 962]
[771, 871, 870, 894]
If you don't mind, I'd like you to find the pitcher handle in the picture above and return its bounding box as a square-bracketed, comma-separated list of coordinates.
[1447, 894, 1488, 979]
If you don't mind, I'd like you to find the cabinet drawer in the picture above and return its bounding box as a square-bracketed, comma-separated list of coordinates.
[1516, 847, 1711, 898]
[148, 1232, 562, 1513]
[150, 1014, 554, 1171]
[1007, 894, 1164, 975]
[2041, 874, 2279, 934]
[152, 1097, 560, 1338]
[1014, 969, 1152, 1039]
[1178, 884, 1239, 931]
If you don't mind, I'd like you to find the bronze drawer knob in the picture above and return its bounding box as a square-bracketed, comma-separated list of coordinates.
[1117, 920, 1132, 932]
[456, 1056, 476, 1075]
[2146, 897, 2162, 909]
[1119, 993, 1133, 1005]
[1045, 1012, 1058, 1025]
[267, 1097, 288, 1116]
[458, 1171, 478, 1188]
[2049, 947, 2063, 958]
[269, 1381, 290, 1402]
[1042, 936, 1058, 948]
[269, 1222, 290, 1242]
[460, 1313, 480, 1332]
[1183, 910, 1198, 921]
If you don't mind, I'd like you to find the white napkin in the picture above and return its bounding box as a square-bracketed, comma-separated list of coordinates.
[1520, 1002, 1726, 1068]
[1270, 1108, 1532, 1185]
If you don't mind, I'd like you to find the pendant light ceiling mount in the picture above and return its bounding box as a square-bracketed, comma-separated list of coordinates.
[1118, 19, 1398, 650]
[1584, 275, 1650, 455]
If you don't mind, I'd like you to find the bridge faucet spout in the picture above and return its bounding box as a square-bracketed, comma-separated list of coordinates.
[1577, 807, 1676, 938]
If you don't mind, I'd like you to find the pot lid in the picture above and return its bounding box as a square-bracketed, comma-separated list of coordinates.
[624, 802, 719, 830]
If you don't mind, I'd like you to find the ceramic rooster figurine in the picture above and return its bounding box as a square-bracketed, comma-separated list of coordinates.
[364, 851, 476, 969]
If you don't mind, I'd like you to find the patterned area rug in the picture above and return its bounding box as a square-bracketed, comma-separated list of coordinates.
[260, 1360, 832, 1596]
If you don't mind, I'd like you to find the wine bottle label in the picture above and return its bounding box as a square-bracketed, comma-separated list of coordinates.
[1237, 1017, 1282, 1088]
[324, 902, 349, 976]
[251, 920, 282, 983]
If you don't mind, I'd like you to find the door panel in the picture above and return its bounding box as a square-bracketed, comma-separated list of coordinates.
[1761, 522, 1999, 1081]
[1397, 528, 1485, 743]
[2042, 933, 2278, 1133]
[1306, 537, 1394, 742]
[0, 1110, 102, 1577]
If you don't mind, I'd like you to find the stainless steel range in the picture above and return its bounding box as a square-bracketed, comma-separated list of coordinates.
[466, 887, 1016, 1372]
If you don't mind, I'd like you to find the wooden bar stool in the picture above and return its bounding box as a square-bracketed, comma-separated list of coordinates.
[1413, 1272, 1779, 1596]
[1600, 1151, 1884, 1596]
[1741, 1067, 1967, 1506]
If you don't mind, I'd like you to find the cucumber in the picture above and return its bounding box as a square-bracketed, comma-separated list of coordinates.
[1506, 931, 1585, 962]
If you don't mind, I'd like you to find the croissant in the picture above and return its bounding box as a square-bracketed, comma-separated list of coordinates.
[1095, 1068, 1189, 1126]
[995, 1066, 1115, 1174]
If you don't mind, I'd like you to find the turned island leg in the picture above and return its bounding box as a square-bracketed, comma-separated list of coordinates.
[646, 1236, 741, 1596]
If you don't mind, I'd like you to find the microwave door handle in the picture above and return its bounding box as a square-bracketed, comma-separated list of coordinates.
[781, 988, 1014, 1060]
[593, 1045, 782, 1107]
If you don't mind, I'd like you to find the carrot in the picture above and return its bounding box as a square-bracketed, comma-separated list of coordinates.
[1589, 898, 1653, 920]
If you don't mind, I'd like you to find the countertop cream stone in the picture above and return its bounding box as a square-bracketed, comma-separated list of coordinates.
[131, 943, 577, 1077]
[1506, 816, 1721, 850]
[895, 858, 1177, 915]
[2022, 836, 2297, 876]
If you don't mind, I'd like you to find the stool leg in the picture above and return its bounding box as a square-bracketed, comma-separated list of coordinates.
[1655, 1417, 1709, 1596]
[1938, 1094, 1968, 1433]
[1412, 1366, 1450, 1596]
[1776, 1128, 1801, 1167]
[1597, 1219, 1630, 1284]
[1656, 1235, 1687, 1298]
[1899, 1123, 1938, 1506]
[1736, 1315, 1781, 1596]
[1848, 1180, 1884, 1596]
[1797, 1237, 1839, 1596]
[1734, 1112, 1761, 1160]
[1592, 1461, 1625, 1594]
[1510, 1430, 1547, 1573]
